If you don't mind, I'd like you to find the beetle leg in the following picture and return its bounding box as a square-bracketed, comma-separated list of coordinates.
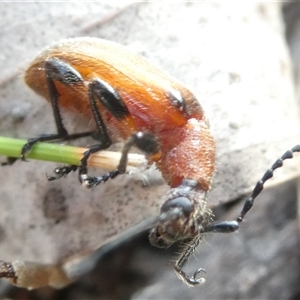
[80, 131, 160, 188]
[174, 235, 206, 286]
[46, 165, 79, 181]
[71, 78, 122, 187]
[21, 58, 97, 159]
[21, 132, 96, 160]
[77, 78, 160, 188]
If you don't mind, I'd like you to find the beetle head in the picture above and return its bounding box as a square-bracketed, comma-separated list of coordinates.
[149, 179, 212, 248]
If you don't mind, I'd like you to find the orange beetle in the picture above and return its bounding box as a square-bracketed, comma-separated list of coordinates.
[23, 37, 300, 286]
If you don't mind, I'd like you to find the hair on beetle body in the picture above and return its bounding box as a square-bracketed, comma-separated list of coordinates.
[19, 37, 300, 286]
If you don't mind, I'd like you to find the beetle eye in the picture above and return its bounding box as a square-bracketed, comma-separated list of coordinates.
[161, 196, 194, 218]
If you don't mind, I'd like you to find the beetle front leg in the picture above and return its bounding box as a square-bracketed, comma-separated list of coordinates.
[174, 235, 206, 286]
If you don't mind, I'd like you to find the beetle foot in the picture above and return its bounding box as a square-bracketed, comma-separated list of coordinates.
[80, 170, 120, 188]
[47, 165, 78, 181]
[174, 266, 206, 286]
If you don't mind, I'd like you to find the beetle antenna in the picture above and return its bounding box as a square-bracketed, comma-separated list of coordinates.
[236, 145, 300, 223]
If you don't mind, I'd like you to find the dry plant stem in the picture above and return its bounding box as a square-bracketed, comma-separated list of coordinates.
[0, 260, 71, 289]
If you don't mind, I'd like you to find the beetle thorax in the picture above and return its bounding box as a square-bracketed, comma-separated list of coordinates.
[154, 118, 216, 190]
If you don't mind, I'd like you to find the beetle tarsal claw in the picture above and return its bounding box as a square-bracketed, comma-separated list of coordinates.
[181, 268, 206, 286]
[175, 264, 206, 286]
[80, 174, 96, 189]
[46, 167, 65, 181]
[47, 166, 78, 181]
[192, 268, 206, 285]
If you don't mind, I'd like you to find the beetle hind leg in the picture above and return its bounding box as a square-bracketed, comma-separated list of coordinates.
[79, 131, 160, 188]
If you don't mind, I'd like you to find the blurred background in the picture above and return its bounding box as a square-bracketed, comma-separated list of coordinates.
[1, 2, 300, 299]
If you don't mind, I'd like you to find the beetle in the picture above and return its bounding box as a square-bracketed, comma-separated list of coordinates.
[21, 37, 300, 286]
